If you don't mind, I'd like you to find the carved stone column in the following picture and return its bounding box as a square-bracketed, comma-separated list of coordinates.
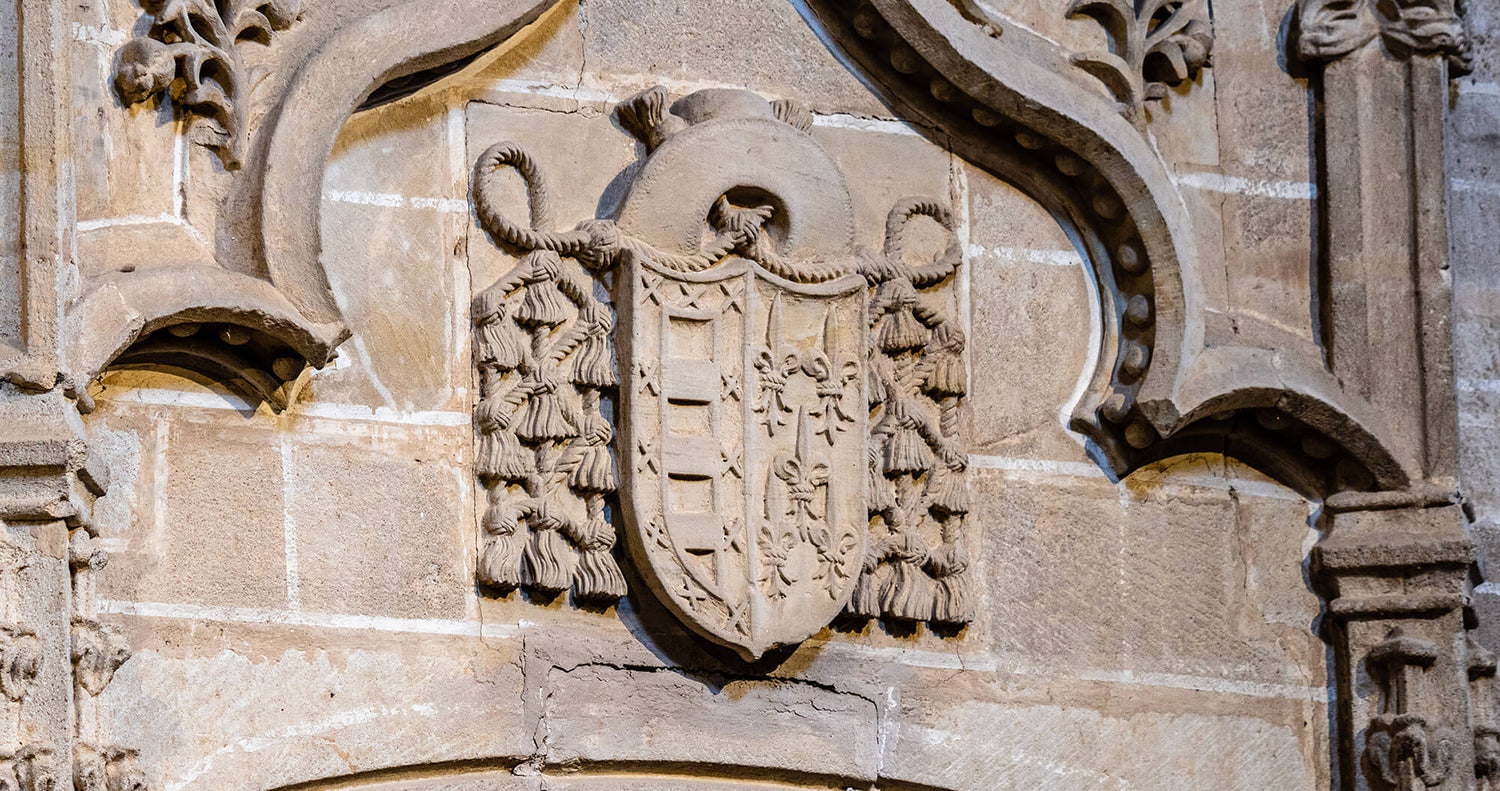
[1297, 1, 1483, 788]
[1315, 492, 1478, 790]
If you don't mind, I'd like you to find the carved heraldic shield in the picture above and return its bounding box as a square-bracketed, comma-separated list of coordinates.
[470, 85, 971, 660]
[614, 91, 868, 659]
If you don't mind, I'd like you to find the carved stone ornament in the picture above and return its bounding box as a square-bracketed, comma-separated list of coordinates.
[72, 746, 146, 791]
[0, 626, 42, 704]
[12, 747, 58, 791]
[1068, 0, 1215, 128]
[70, 619, 132, 698]
[1363, 628, 1456, 790]
[1297, 0, 1471, 70]
[472, 86, 970, 659]
[115, 0, 304, 169]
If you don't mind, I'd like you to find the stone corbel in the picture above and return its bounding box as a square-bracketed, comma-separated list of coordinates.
[805, 0, 1404, 497]
[62, 0, 563, 412]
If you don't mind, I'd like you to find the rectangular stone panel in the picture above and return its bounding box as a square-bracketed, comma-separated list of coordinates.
[106, 417, 289, 609]
[286, 428, 470, 620]
[102, 623, 527, 791]
[542, 664, 879, 782]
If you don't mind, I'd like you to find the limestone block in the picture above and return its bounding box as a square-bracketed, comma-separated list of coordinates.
[541, 663, 879, 781]
[1147, 69, 1221, 170]
[467, 0, 586, 88]
[101, 627, 527, 791]
[972, 461, 1326, 686]
[1217, 189, 1317, 342]
[1208, 0, 1317, 183]
[101, 417, 289, 609]
[582, 0, 891, 118]
[0, 0, 17, 349]
[68, 0, 182, 227]
[963, 167, 1094, 464]
[315, 93, 463, 412]
[879, 698, 1319, 790]
[285, 431, 470, 620]
[810, 122, 952, 250]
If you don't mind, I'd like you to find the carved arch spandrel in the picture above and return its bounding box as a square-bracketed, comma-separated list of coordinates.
[803, 0, 1405, 497]
[66, 0, 562, 411]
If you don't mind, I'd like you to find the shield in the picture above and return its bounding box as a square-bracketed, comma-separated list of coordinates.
[618, 255, 868, 660]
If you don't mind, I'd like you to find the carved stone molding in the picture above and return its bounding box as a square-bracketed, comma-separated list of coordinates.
[63, 0, 564, 413]
[1313, 497, 1480, 791]
[804, 0, 1404, 498]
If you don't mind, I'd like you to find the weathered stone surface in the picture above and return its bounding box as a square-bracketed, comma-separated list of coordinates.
[0, 0, 1493, 788]
[964, 166, 1095, 465]
[285, 434, 470, 619]
[102, 628, 528, 791]
[583, 0, 892, 118]
[116, 417, 289, 609]
[880, 699, 1318, 790]
[542, 664, 878, 780]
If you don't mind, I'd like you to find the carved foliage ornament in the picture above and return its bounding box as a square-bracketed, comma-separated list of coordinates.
[471, 86, 971, 659]
[116, 0, 304, 169]
[1297, 0, 1471, 70]
[1068, 0, 1215, 128]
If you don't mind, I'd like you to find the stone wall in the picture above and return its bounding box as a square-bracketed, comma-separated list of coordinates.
[1453, 1, 1500, 651]
[0, 0, 1481, 788]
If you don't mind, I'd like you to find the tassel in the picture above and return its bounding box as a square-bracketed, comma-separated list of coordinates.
[478, 319, 526, 372]
[517, 375, 575, 443]
[876, 309, 928, 353]
[926, 540, 973, 624]
[868, 445, 896, 513]
[474, 289, 525, 370]
[922, 324, 967, 399]
[523, 506, 574, 593]
[880, 533, 934, 621]
[845, 541, 888, 619]
[882, 401, 932, 476]
[868, 363, 887, 408]
[875, 281, 928, 352]
[570, 302, 617, 388]
[479, 496, 524, 590]
[569, 416, 616, 493]
[570, 516, 627, 602]
[476, 398, 533, 482]
[924, 465, 970, 516]
[515, 252, 570, 330]
[477, 425, 532, 483]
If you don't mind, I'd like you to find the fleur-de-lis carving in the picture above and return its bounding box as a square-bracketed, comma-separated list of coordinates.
[754, 294, 801, 436]
[774, 410, 832, 529]
[803, 309, 860, 445]
[762, 410, 845, 598]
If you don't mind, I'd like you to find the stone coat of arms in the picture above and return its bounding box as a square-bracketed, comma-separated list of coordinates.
[469, 86, 971, 660]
